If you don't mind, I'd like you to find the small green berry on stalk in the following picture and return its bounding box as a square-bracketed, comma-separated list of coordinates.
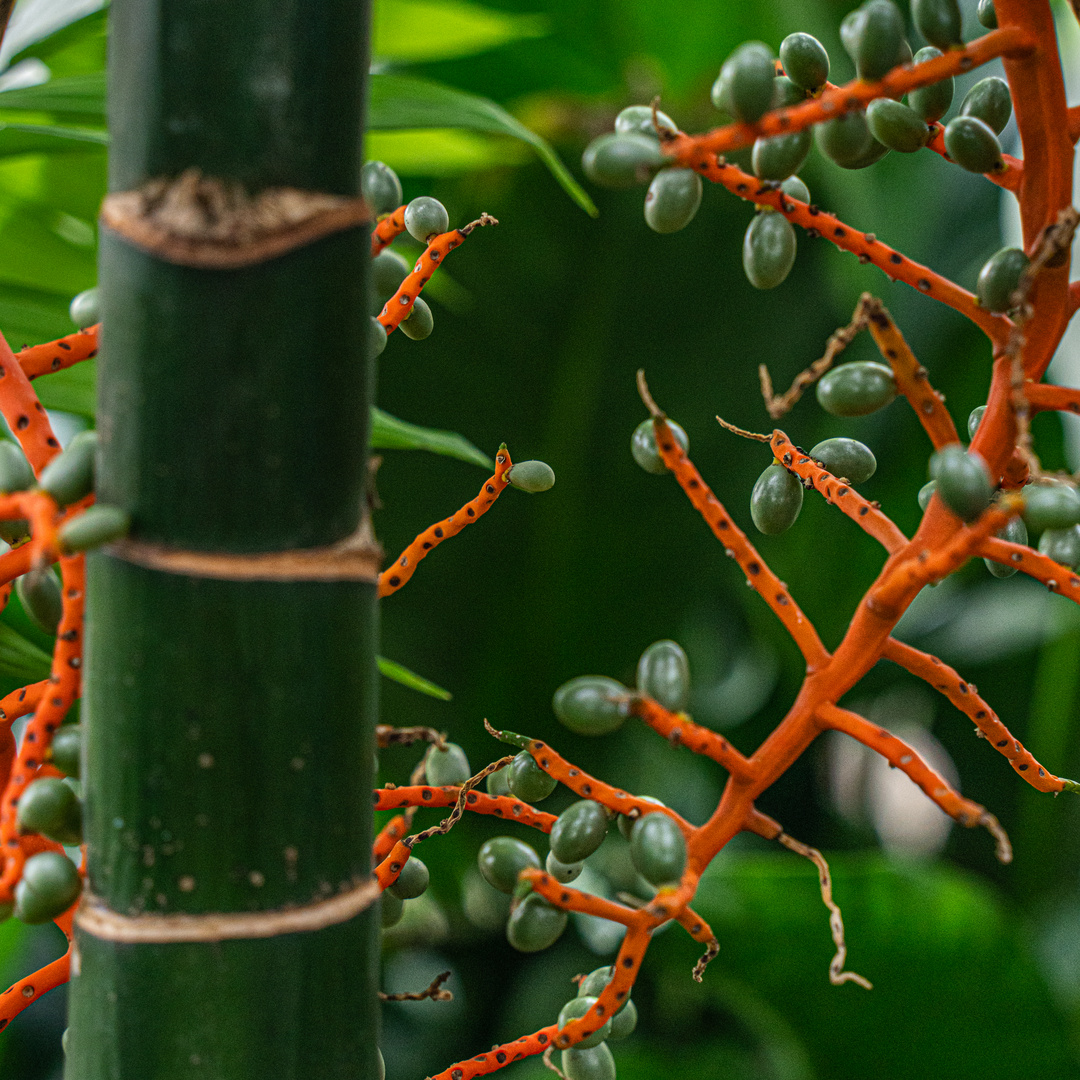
[780, 32, 830, 91]
[960, 77, 1012, 135]
[507, 460, 555, 493]
[425, 742, 471, 786]
[558, 997, 612, 1049]
[545, 850, 583, 884]
[582, 132, 666, 189]
[553, 676, 630, 735]
[69, 287, 99, 329]
[506, 893, 567, 952]
[975, 248, 1029, 313]
[808, 438, 877, 484]
[907, 47, 953, 123]
[561, 1043, 616, 1080]
[15, 851, 82, 924]
[399, 297, 433, 341]
[985, 516, 1027, 578]
[816, 362, 897, 417]
[712, 41, 776, 124]
[550, 800, 610, 864]
[614, 104, 676, 140]
[388, 857, 429, 900]
[912, 0, 963, 50]
[508, 750, 558, 802]
[478, 836, 541, 894]
[750, 463, 803, 535]
[742, 212, 797, 290]
[928, 445, 992, 523]
[403, 196, 449, 243]
[636, 639, 690, 712]
[944, 115, 1004, 173]
[644, 168, 703, 234]
[631, 418, 688, 474]
[361, 161, 403, 217]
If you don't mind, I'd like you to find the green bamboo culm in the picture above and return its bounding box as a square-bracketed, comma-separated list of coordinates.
[65, 1, 380, 1078]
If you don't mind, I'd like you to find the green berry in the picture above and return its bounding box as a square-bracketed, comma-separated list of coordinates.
[400, 297, 433, 341]
[582, 133, 666, 189]
[50, 725, 81, 779]
[968, 405, 986, 439]
[58, 505, 130, 555]
[614, 105, 676, 140]
[985, 515, 1027, 578]
[369, 317, 388, 360]
[644, 168, 703, 234]
[780, 175, 810, 204]
[912, 0, 963, 49]
[977, 0, 997, 28]
[866, 98, 931, 153]
[907, 47, 953, 122]
[629, 812, 687, 886]
[752, 129, 813, 181]
[780, 32, 830, 91]
[631, 418, 689, 475]
[928, 445, 992, 523]
[403, 196, 449, 243]
[618, 796, 665, 842]
[486, 767, 511, 797]
[361, 161, 403, 217]
[816, 362, 897, 417]
[14, 851, 81, 924]
[377, 1047, 386, 1080]
[609, 999, 638, 1041]
[550, 800, 610, 864]
[815, 111, 875, 169]
[1022, 484, 1080, 532]
[69, 288, 99, 329]
[0, 441, 33, 495]
[976, 248, 1029, 312]
[808, 438, 877, 484]
[943, 115, 1004, 173]
[742, 212, 797, 290]
[918, 479, 937, 511]
[508, 751, 557, 803]
[558, 997, 613, 1049]
[507, 460, 556, 493]
[380, 890, 404, 928]
[478, 836, 541, 894]
[636, 639, 690, 712]
[848, 0, 908, 81]
[712, 42, 777, 124]
[425, 742, 471, 786]
[1038, 525, 1080, 569]
[578, 966, 613, 998]
[388, 856, 429, 900]
[771, 76, 805, 110]
[561, 1043, 616, 1080]
[751, 463, 804, 535]
[546, 850, 583, 884]
[17, 777, 82, 845]
[959, 77, 1012, 135]
[372, 249, 410, 307]
[39, 430, 96, 507]
[16, 568, 62, 635]
[506, 893, 567, 952]
[553, 676, 630, 736]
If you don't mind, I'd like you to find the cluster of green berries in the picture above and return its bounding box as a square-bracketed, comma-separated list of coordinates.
[581, 0, 1011, 293]
[556, 965, 639, 1080]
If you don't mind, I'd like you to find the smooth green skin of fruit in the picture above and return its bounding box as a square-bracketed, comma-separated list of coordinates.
[400, 296, 433, 341]
[816, 361, 897, 417]
[985, 516, 1028, 578]
[0, 519, 28, 544]
[751, 463, 804, 535]
[582, 132, 666, 189]
[486, 767, 510, 797]
[14, 851, 82, 924]
[51, 724, 81, 779]
[752, 129, 812, 180]
[614, 104, 676, 140]
[617, 796, 664, 841]
[636, 639, 690, 712]
[558, 997, 613, 1049]
[39, 430, 96, 507]
[545, 850, 583, 883]
[912, 0, 963, 49]
[944, 115, 1004, 173]
[928, 446, 992, 523]
[743, 212, 797, 290]
[815, 111, 874, 168]
[780, 32, 829, 91]
[960, 77, 1012, 136]
[508, 751, 558, 803]
[403, 196, 449, 243]
[16, 568, 63, 635]
[976, 247, 1029, 312]
[578, 966, 613, 998]
[59, 504, 131, 554]
[561, 1042, 616, 1080]
[780, 175, 810, 204]
[629, 811, 687, 885]
[866, 98, 930, 153]
[845, 135, 891, 170]
[644, 167, 703, 234]
[1038, 525, 1080, 570]
[0, 441, 34, 494]
[631, 418, 688, 474]
[380, 891, 404, 928]
[508, 459, 556, 493]
[550, 800, 610, 864]
[425, 742, 471, 786]
[369, 317, 388, 359]
[388, 856, 429, 900]
[507, 893, 567, 952]
[977, 0, 997, 28]
[69, 287, 100, 329]
[361, 161, 402, 217]
[478, 836, 541, 894]
[772, 76, 806, 108]
[553, 675, 630, 735]
[968, 405, 986, 439]
[852, 0, 907, 81]
[609, 998, 638, 1041]
[808, 438, 877, 484]
[17, 777, 83, 845]
[918, 479, 937, 512]
[377, 1047, 386, 1080]
[713, 41, 776, 124]
[372, 249, 410, 306]
[907, 47, 953, 122]
[1022, 484, 1080, 532]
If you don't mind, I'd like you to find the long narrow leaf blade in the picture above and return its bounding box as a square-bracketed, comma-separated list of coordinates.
[371, 407, 493, 469]
[377, 656, 452, 701]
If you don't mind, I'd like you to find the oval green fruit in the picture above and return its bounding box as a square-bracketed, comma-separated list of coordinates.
[425, 742, 471, 786]
[929, 445, 992, 523]
[912, 0, 963, 49]
[578, 965, 613, 998]
[372, 249, 410, 307]
[712, 41, 776, 124]
[15, 851, 82, 924]
[960, 77, 1012, 135]
[388, 856, 429, 900]
[1038, 525, 1080, 569]
[815, 110, 875, 169]
[0, 441, 34, 495]
[918, 479, 937, 511]
[967, 405, 986, 439]
[369, 317, 388, 360]
[380, 890, 404, 928]
[486, 767, 511, 797]
[1022, 484, 1080, 532]
[400, 296, 434, 341]
[403, 196, 449, 243]
[508, 751, 558, 803]
[772, 76, 806, 109]
[608, 998, 638, 1041]
[478, 836, 541, 894]
[985, 515, 1028, 578]
[553, 676, 630, 736]
[558, 996, 613, 1049]
[69, 288, 99, 329]
[816, 362, 897, 417]
[644, 168, 703, 234]
[629, 812, 687, 886]
[361, 161, 403, 217]
[550, 800, 610, 864]
[50, 725, 81, 779]
[582, 133, 666, 189]
[58, 505, 130, 555]
[636, 639, 690, 712]
[907, 47, 953, 123]
[943, 115, 1004, 173]
[506, 893, 567, 952]
[752, 129, 813, 181]
[866, 98, 930, 153]
[751, 463, 804, 535]
[780, 32, 830, 91]
[743, 212, 797, 290]
[976, 247, 1028, 313]
[507, 460, 556, 493]
[17, 777, 82, 845]
[16, 568, 62, 635]
[780, 175, 810, 204]
[617, 796, 665, 841]
[39, 430, 96, 507]
[614, 104, 676, 140]
[377, 1047, 386, 1080]
[808, 438, 877, 484]
[852, 0, 907, 81]
[561, 1043, 617, 1080]
[977, 0, 997, 28]
[631, 418, 689, 475]
[546, 850, 583, 884]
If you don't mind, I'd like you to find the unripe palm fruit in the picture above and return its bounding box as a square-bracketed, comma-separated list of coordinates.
[17, 777, 82, 845]
[615, 104, 676, 140]
[388, 856, 430, 900]
[977, 0, 997, 28]
[752, 130, 813, 181]
[558, 997, 613, 1049]
[578, 966, 614, 998]
[712, 42, 776, 124]
[816, 362, 897, 417]
[928, 445, 992, 522]
[550, 800, 610, 864]
[369, 317, 388, 359]
[507, 460, 555, 493]
[743, 212, 797, 290]
[849, 1, 908, 81]
[58, 504, 130, 554]
[1022, 484, 1080, 532]
[361, 161, 403, 217]
[985, 516, 1027, 578]
[780, 32, 830, 91]
[508, 750, 557, 803]
[425, 742, 471, 786]
[39, 429, 96, 507]
[553, 676, 630, 735]
[960, 77, 1012, 135]
[380, 890, 404, 928]
[866, 98, 931, 153]
[912, 0, 963, 50]
[808, 438, 877, 484]
[751, 463, 804, 535]
[403, 196, 449, 243]
[644, 168, 703, 234]
[815, 111, 875, 169]
[967, 405, 986, 439]
[14, 851, 82, 924]
[400, 297, 433, 341]
[506, 893, 567, 952]
[618, 796, 665, 841]
[631, 418, 689, 474]
[69, 287, 99, 329]
[609, 999, 638, 1041]
[1038, 525, 1080, 570]
[943, 115, 1004, 173]
[907, 47, 953, 123]
[780, 175, 810, 204]
[976, 248, 1029, 312]
[486, 767, 510, 797]
[636, 639, 690, 712]
[377, 1047, 386, 1080]
[918, 479, 937, 511]
[561, 1043, 616, 1080]
[582, 133, 666, 189]
[478, 836, 541, 894]
[16, 568, 62, 635]
[772, 76, 806, 109]
[372, 249, 410, 306]
[50, 725, 81, 779]
[0, 440, 34, 494]
[629, 812, 687, 886]
[545, 850, 583, 884]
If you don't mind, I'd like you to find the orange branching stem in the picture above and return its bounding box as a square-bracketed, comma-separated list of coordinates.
[371, 205, 407, 257]
[378, 446, 512, 598]
[374, 785, 558, 833]
[16, 325, 99, 379]
[1069, 106, 1080, 144]
[1024, 382, 1080, 415]
[630, 695, 753, 779]
[924, 125, 1023, 193]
